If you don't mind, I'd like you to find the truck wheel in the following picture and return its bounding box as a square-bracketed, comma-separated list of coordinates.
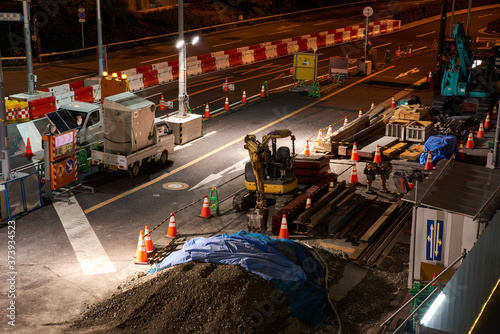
[160, 150, 169, 165]
[128, 162, 140, 178]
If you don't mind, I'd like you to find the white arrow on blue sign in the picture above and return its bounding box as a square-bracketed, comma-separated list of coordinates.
[0, 13, 23, 22]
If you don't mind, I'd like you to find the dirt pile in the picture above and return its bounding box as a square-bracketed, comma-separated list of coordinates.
[69, 261, 309, 334]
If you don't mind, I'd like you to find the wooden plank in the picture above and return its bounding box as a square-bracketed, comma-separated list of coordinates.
[319, 240, 357, 254]
[349, 242, 368, 261]
[382, 142, 410, 157]
[399, 144, 425, 161]
[359, 200, 402, 242]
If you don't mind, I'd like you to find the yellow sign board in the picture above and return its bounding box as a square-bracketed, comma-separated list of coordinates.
[293, 53, 318, 82]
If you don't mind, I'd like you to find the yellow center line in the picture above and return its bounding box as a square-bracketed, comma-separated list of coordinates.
[84, 65, 395, 214]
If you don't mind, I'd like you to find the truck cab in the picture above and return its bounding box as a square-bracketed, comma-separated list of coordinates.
[60, 101, 103, 148]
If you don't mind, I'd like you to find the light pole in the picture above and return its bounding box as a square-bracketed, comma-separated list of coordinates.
[97, 0, 105, 76]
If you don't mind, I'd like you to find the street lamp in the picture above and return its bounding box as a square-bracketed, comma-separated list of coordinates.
[177, 35, 199, 117]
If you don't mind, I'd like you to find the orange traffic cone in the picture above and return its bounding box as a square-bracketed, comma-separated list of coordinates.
[477, 121, 485, 138]
[167, 213, 177, 238]
[326, 125, 333, 138]
[391, 96, 396, 108]
[358, 108, 363, 118]
[204, 102, 211, 118]
[343, 116, 348, 127]
[224, 95, 230, 110]
[408, 45, 412, 57]
[424, 151, 433, 171]
[350, 163, 359, 184]
[305, 196, 311, 209]
[316, 129, 323, 147]
[144, 225, 154, 253]
[223, 78, 229, 92]
[278, 214, 289, 239]
[200, 194, 212, 218]
[242, 89, 247, 104]
[465, 131, 474, 149]
[396, 46, 401, 57]
[493, 104, 498, 120]
[371, 101, 375, 110]
[484, 114, 491, 129]
[159, 95, 166, 111]
[351, 142, 359, 161]
[24, 138, 35, 158]
[135, 230, 148, 264]
[431, 273, 438, 286]
[427, 71, 433, 83]
[260, 84, 266, 97]
[373, 144, 382, 163]
[304, 140, 310, 155]
[457, 141, 465, 160]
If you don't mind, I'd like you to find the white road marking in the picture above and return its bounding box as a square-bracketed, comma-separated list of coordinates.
[479, 14, 492, 18]
[54, 196, 116, 275]
[269, 29, 292, 35]
[313, 21, 333, 26]
[416, 31, 436, 38]
[146, 92, 163, 99]
[41, 74, 95, 87]
[174, 131, 217, 151]
[212, 40, 243, 48]
[140, 54, 178, 64]
[190, 157, 248, 191]
[372, 42, 392, 49]
[413, 46, 428, 52]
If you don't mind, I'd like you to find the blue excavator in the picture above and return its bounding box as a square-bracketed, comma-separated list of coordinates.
[433, 23, 498, 117]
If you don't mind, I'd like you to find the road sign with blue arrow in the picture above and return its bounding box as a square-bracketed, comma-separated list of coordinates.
[426, 219, 443, 261]
[0, 13, 23, 22]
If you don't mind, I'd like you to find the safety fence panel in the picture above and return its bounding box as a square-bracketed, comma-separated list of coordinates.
[317, 35, 326, 48]
[265, 45, 278, 59]
[301, 34, 311, 40]
[74, 86, 94, 103]
[48, 83, 70, 96]
[186, 56, 198, 63]
[372, 24, 381, 36]
[249, 44, 260, 50]
[298, 39, 308, 51]
[350, 29, 358, 40]
[260, 42, 271, 48]
[237, 46, 249, 53]
[211, 51, 224, 58]
[387, 21, 393, 33]
[392, 20, 401, 31]
[325, 34, 336, 46]
[292, 36, 302, 42]
[319, 31, 328, 36]
[242, 49, 255, 64]
[69, 81, 84, 91]
[55, 92, 72, 109]
[143, 70, 160, 87]
[6, 108, 16, 123]
[342, 31, 351, 43]
[201, 57, 216, 73]
[136, 65, 153, 74]
[187, 60, 202, 77]
[282, 38, 292, 43]
[344, 26, 352, 31]
[277, 43, 288, 56]
[215, 55, 230, 70]
[0, 172, 43, 221]
[307, 37, 317, 50]
[120, 68, 137, 78]
[229, 53, 242, 67]
[380, 22, 387, 34]
[158, 67, 173, 83]
[286, 40, 298, 54]
[127, 73, 144, 92]
[153, 62, 169, 71]
[31, 96, 56, 119]
[253, 48, 266, 61]
[17, 107, 30, 122]
[92, 84, 101, 101]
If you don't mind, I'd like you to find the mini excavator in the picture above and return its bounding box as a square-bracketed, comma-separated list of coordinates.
[233, 129, 298, 232]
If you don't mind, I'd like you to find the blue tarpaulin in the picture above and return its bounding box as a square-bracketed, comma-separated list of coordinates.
[150, 231, 333, 328]
[419, 135, 458, 165]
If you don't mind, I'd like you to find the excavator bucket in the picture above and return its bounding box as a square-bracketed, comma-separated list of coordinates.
[247, 208, 269, 233]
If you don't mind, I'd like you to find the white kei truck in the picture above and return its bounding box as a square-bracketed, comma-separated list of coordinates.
[91, 92, 174, 177]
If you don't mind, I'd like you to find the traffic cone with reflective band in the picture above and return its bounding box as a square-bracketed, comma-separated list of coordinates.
[373, 144, 382, 163]
[358, 108, 363, 118]
[135, 231, 148, 264]
[427, 71, 433, 83]
[351, 142, 359, 161]
[278, 214, 289, 239]
[242, 90, 247, 104]
[305, 196, 311, 209]
[224, 95, 230, 110]
[326, 125, 332, 138]
[343, 116, 348, 127]
[493, 104, 498, 120]
[304, 140, 310, 155]
[424, 151, 433, 171]
[396, 46, 401, 57]
[477, 122, 485, 138]
[24, 138, 35, 158]
[260, 85, 266, 97]
[223, 78, 229, 92]
[371, 101, 375, 110]
[200, 194, 212, 218]
[316, 129, 323, 147]
[204, 103, 211, 118]
[391, 96, 396, 108]
[350, 163, 359, 184]
[458, 141, 465, 160]
[484, 114, 491, 129]
[408, 45, 412, 57]
[159, 95, 166, 111]
[144, 225, 154, 253]
[466, 131, 474, 149]
[167, 213, 177, 238]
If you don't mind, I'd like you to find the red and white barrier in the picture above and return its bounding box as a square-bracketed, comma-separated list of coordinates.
[215, 55, 230, 70]
[158, 67, 173, 83]
[187, 60, 202, 77]
[242, 49, 255, 64]
[265, 45, 278, 59]
[307, 37, 317, 50]
[286, 41, 298, 54]
[127, 74, 144, 92]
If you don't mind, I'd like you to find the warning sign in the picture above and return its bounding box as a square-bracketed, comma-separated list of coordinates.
[293, 53, 318, 82]
[50, 156, 78, 190]
[57, 165, 64, 177]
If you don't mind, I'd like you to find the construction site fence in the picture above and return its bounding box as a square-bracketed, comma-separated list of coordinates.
[0, 172, 43, 221]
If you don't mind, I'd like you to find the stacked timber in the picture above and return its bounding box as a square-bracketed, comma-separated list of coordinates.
[293, 154, 330, 184]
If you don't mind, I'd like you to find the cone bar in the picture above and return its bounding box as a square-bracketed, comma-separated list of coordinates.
[351, 142, 359, 161]
[350, 163, 359, 184]
[278, 214, 289, 239]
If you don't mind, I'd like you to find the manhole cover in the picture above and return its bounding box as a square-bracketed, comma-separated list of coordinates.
[162, 182, 189, 190]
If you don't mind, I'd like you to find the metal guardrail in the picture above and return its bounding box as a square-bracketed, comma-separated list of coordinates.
[1, 0, 385, 62]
